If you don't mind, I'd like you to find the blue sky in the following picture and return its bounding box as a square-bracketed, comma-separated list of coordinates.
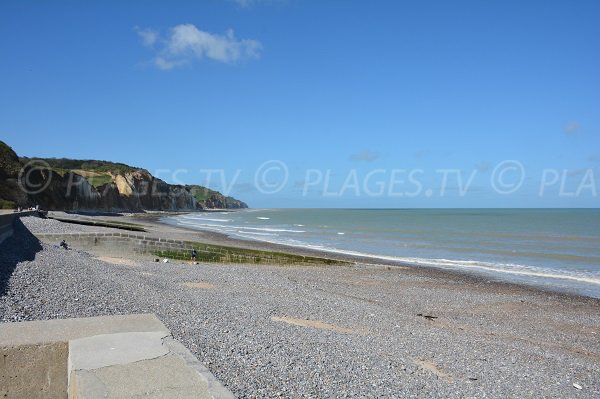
[1, 0, 599, 207]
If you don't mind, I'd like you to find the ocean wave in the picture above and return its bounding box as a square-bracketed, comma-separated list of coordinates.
[176, 221, 224, 228]
[179, 214, 232, 222]
[188, 218, 233, 223]
[231, 226, 305, 233]
[397, 257, 600, 285]
[177, 220, 305, 234]
[236, 230, 277, 236]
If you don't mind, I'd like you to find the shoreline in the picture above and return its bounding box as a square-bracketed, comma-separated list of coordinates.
[53, 210, 600, 302]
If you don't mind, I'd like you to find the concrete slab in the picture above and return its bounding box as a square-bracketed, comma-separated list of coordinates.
[69, 331, 170, 371]
[70, 355, 212, 399]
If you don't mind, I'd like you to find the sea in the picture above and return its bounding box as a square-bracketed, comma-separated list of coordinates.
[164, 208, 600, 298]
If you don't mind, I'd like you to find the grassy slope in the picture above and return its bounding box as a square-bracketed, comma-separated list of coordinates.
[19, 157, 146, 175]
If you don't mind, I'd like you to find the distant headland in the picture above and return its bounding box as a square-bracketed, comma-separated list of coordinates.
[0, 140, 247, 212]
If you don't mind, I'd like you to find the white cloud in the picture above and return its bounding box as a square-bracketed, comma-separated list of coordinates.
[136, 23, 262, 69]
[154, 56, 184, 70]
[167, 24, 261, 63]
[134, 27, 158, 47]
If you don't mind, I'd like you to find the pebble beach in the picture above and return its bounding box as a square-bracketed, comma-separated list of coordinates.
[1, 215, 599, 398]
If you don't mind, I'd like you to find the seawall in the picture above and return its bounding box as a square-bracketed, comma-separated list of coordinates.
[35, 232, 196, 257]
